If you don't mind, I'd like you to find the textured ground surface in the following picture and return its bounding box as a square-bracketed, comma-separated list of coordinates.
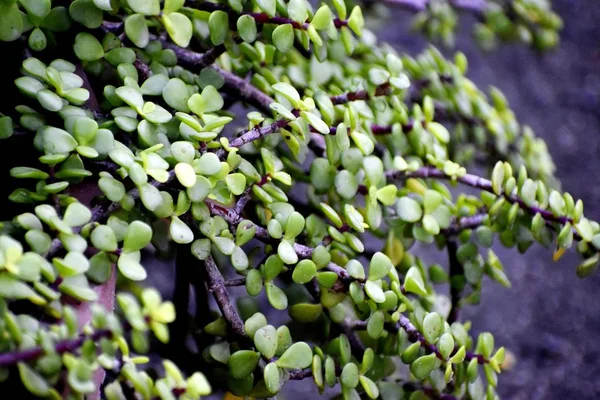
[378, 1, 600, 399]
[149, 2, 600, 398]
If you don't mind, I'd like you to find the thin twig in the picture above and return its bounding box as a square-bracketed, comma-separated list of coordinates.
[0, 330, 112, 367]
[447, 239, 463, 324]
[203, 256, 248, 341]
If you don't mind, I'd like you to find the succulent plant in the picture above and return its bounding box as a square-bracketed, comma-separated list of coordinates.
[0, 0, 584, 399]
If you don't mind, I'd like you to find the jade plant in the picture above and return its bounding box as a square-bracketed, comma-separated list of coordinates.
[0, 0, 585, 399]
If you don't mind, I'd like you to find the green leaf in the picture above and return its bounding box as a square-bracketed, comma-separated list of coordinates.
[28, 27, 46, 51]
[288, 0, 308, 23]
[272, 82, 301, 107]
[245, 269, 263, 296]
[117, 251, 147, 281]
[18, 362, 50, 397]
[163, 0, 184, 13]
[364, 280, 385, 303]
[491, 161, 505, 196]
[202, 85, 224, 113]
[170, 216, 194, 244]
[194, 153, 221, 177]
[256, 0, 275, 16]
[422, 312, 443, 343]
[125, 13, 149, 48]
[265, 281, 288, 310]
[263, 362, 281, 394]
[288, 303, 322, 323]
[63, 202, 92, 227]
[41, 6, 72, 32]
[0, 274, 45, 304]
[277, 240, 298, 264]
[175, 162, 197, 188]
[0, 4, 23, 42]
[411, 354, 436, 380]
[359, 375, 379, 399]
[428, 121, 450, 144]
[37, 90, 63, 112]
[123, 220, 153, 252]
[88, 251, 112, 283]
[244, 312, 267, 337]
[128, 0, 160, 15]
[237, 15, 257, 43]
[91, 225, 118, 252]
[162, 78, 190, 112]
[422, 214, 440, 235]
[141, 74, 169, 95]
[228, 350, 260, 379]
[272, 24, 294, 53]
[0, 116, 13, 139]
[213, 236, 234, 255]
[439, 333, 455, 359]
[74, 32, 104, 61]
[311, 5, 331, 30]
[347, 5, 364, 36]
[302, 111, 329, 134]
[225, 173, 247, 196]
[404, 266, 428, 296]
[340, 363, 359, 388]
[396, 196, 423, 223]
[345, 260, 365, 280]
[54, 251, 90, 276]
[254, 325, 278, 359]
[423, 190, 443, 214]
[335, 170, 358, 200]
[162, 12, 192, 47]
[369, 252, 392, 281]
[276, 342, 312, 370]
[290, 259, 316, 283]
[69, 0, 103, 29]
[208, 10, 228, 45]
[21, 0, 51, 25]
[367, 311, 384, 338]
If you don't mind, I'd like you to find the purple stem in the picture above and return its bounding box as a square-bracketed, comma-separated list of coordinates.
[0, 329, 112, 367]
[186, 1, 348, 31]
[386, 166, 574, 226]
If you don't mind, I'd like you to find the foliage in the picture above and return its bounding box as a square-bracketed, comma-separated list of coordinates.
[0, 0, 586, 399]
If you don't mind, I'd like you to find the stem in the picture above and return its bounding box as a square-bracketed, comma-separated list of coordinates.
[397, 314, 445, 360]
[329, 83, 391, 105]
[382, 0, 488, 15]
[441, 213, 487, 236]
[186, 1, 348, 31]
[0, 330, 112, 367]
[386, 166, 586, 242]
[447, 239, 463, 324]
[203, 256, 248, 341]
[224, 278, 246, 287]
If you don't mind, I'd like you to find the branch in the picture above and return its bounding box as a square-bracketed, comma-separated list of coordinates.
[446, 239, 463, 324]
[382, 0, 488, 16]
[186, 1, 349, 31]
[397, 314, 445, 360]
[0, 329, 112, 367]
[330, 83, 391, 105]
[386, 166, 587, 243]
[441, 213, 487, 236]
[203, 256, 248, 341]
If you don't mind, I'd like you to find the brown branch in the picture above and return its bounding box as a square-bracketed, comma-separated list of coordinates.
[203, 256, 248, 341]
